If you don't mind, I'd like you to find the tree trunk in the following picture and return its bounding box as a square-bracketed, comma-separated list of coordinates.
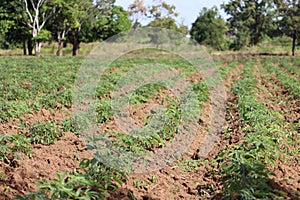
[35, 41, 42, 57]
[292, 30, 296, 56]
[56, 30, 66, 56]
[71, 28, 80, 56]
[57, 40, 64, 56]
[253, 32, 259, 46]
[23, 40, 27, 55]
[27, 39, 33, 56]
[72, 38, 79, 56]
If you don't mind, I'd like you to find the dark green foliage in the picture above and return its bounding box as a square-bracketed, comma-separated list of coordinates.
[190, 7, 228, 50]
[274, 0, 300, 56]
[92, 5, 132, 41]
[146, 0, 188, 35]
[222, 0, 275, 50]
[0, 0, 131, 56]
[0, 1, 31, 50]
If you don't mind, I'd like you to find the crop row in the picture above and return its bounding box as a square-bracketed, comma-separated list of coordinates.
[217, 59, 241, 78]
[217, 59, 297, 199]
[0, 58, 81, 122]
[285, 58, 300, 76]
[264, 59, 300, 99]
[17, 157, 126, 200]
[12, 54, 210, 199]
[99, 82, 209, 156]
[0, 120, 80, 166]
[0, 55, 196, 123]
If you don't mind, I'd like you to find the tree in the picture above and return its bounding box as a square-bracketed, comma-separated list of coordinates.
[190, 7, 227, 50]
[105, 6, 132, 38]
[0, 1, 32, 54]
[146, 0, 188, 35]
[0, 4, 15, 48]
[66, 0, 117, 56]
[20, 0, 57, 56]
[66, 0, 95, 56]
[128, 0, 146, 29]
[274, 0, 300, 56]
[147, 0, 178, 19]
[92, 5, 131, 41]
[222, 0, 274, 50]
[47, 0, 75, 56]
[6, 23, 32, 55]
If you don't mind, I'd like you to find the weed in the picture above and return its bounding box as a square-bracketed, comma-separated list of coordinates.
[128, 191, 137, 200]
[197, 183, 216, 198]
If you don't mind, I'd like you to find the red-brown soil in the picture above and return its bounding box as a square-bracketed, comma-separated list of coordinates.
[0, 108, 91, 200]
[107, 58, 245, 200]
[253, 65, 300, 198]
[1, 57, 299, 200]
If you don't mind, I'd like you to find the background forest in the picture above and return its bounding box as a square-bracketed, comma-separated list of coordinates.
[1, 0, 299, 56]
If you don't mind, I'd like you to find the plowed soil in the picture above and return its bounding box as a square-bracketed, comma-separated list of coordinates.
[0, 57, 299, 200]
[0, 109, 91, 199]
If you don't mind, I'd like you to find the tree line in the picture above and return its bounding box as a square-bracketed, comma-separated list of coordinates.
[1, 0, 132, 56]
[0, 0, 299, 56]
[191, 0, 300, 56]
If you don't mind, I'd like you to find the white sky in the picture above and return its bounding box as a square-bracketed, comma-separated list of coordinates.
[115, 0, 229, 28]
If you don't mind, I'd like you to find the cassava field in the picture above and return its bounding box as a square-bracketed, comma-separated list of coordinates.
[0, 52, 299, 199]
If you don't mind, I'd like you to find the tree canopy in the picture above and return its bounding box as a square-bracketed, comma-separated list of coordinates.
[222, 0, 275, 50]
[0, 0, 300, 56]
[190, 7, 227, 50]
[0, 0, 132, 56]
[146, 0, 187, 34]
[274, 0, 300, 56]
